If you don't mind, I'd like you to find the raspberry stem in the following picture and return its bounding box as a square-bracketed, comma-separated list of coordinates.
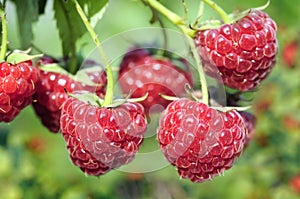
[202, 0, 231, 24]
[0, 3, 8, 61]
[72, 0, 113, 106]
[188, 37, 209, 105]
[197, 1, 205, 18]
[143, 0, 196, 37]
[143, 0, 209, 104]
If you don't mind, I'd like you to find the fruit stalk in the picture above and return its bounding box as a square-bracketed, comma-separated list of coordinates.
[143, 0, 209, 104]
[188, 37, 209, 105]
[72, 0, 113, 106]
[201, 0, 231, 24]
[143, 0, 196, 37]
[197, 1, 204, 19]
[0, 3, 8, 60]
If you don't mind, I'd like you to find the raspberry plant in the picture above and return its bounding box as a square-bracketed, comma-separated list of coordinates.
[1, 0, 299, 198]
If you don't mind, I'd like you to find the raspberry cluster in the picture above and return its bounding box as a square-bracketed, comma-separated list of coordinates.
[0, 1, 277, 185]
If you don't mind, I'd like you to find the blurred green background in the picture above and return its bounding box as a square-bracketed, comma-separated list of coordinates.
[1, 0, 300, 198]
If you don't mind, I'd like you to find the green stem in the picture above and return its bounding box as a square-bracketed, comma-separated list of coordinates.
[192, 1, 204, 28]
[202, 0, 231, 24]
[72, 0, 113, 106]
[0, 4, 8, 60]
[182, 0, 188, 21]
[144, 0, 209, 104]
[69, 46, 78, 74]
[197, 1, 204, 18]
[143, 0, 196, 37]
[188, 37, 209, 105]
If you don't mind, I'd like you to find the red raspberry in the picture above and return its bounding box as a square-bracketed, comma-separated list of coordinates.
[194, 10, 277, 91]
[60, 97, 147, 176]
[0, 61, 39, 122]
[157, 98, 247, 183]
[118, 48, 193, 115]
[32, 68, 106, 133]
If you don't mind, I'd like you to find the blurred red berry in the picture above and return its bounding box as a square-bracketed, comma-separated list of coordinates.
[290, 174, 300, 194]
[118, 48, 193, 115]
[282, 40, 298, 68]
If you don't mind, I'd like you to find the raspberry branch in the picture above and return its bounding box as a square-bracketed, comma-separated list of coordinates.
[142, 0, 210, 104]
[188, 37, 209, 105]
[72, 0, 114, 106]
[0, 3, 8, 61]
[142, 0, 196, 37]
[201, 0, 231, 24]
[191, 1, 204, 27]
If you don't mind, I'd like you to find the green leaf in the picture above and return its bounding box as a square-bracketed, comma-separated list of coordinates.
[6, 49, 42, 64]
[78, 0, 109, 18]
[53, 0, 109, 73]
[74, 67, 102, 87]
[53, 0, 85, 63]
[78, 0, 109, 27]
[11, 0, 40, 49]
[69, 92, 103, 107]
[39, 63, 70, 76]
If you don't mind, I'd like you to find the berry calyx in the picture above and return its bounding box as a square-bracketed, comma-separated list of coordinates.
[157, 98, 247, 183]
[60, 96, 147, 176]
[194, 10, 278, 91]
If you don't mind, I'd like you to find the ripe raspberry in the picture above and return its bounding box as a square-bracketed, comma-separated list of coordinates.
[157, 98, 247, 183]
[118, 48, 193, 115]
[0, 61, 39, 122]
[194, 10, 278, 91]
[60, 97, 147, 176]
[32, 68, 106, 133]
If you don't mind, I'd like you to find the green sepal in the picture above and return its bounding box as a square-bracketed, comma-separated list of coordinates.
[39, 64, 100, 87]
[74, 67, 103, 87]
[212, 106, 251, 113]
[68, 91, 148, 109]
[68, 91, 103, 107]
[39, 63, 70, 76]
[40, 64, 105, 89]
[6, 49, 43, 64]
